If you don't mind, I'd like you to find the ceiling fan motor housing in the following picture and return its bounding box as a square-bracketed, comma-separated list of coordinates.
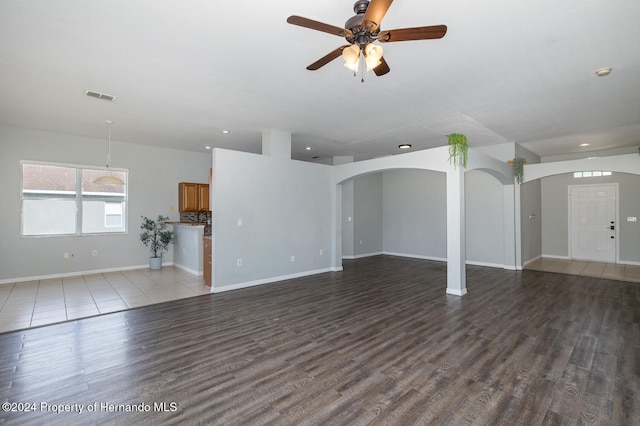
[345, 0, 379, 47]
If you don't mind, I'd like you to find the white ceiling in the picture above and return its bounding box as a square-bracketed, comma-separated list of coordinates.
[1, 0, 639, 163]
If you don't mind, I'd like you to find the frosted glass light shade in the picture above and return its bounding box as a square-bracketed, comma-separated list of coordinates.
[94, 174, 125, 186]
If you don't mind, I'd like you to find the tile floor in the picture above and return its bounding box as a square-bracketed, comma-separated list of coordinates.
[0, 267, 211, 334]
[525, 257, 640, 283]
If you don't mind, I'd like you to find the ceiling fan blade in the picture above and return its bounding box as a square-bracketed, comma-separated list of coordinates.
[373, 56, 390, 76]
[378, 25, 447, 43]
[307, 45, 350, 70]
[287, 15, 352, 37]
[362, 0, 394, 32]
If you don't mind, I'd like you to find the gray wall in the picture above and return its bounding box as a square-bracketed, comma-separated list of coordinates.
[353, 173, 383, 257]
[0, 125, 211, 282]
[541, 172, 640, 262]
[382, 169, 447, 260]
[346, 168, 516, 268]
[341, 180, 355, 258]
[465, 170, 505, 266]
[211, 149, 333, 289]
[521, 179, 542, 264]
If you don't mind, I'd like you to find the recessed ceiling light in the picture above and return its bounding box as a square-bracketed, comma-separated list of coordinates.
[595, 67, 612, 77]
[579, 143, 589, 147]
[306, 146, 312, 151]
[222, 130, 230, 134]
[398, 144, 412, 149]
[205, 146, 211, 150]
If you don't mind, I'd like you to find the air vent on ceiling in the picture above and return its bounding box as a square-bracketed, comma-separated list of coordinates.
[85, 90, 115, 101]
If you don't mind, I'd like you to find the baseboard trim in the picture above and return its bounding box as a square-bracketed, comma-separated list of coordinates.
[342, 251, 384, 260]
[541, 254, 571, 260]
[446, 287, 468, 296]
[212, 267, 336, 293]
[382, 252, 447, 262]
[0, 262, 174, 286]
[173, 264, 203, 276]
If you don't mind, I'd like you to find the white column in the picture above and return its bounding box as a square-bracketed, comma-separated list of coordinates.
[446, 167, 467, 296]
[261, 129, 291, 159]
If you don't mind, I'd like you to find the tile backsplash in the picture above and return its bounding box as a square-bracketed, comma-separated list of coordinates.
[180, 211, 211, 223]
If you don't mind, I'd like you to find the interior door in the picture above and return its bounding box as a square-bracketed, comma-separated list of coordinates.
[569, 184, 617, 262]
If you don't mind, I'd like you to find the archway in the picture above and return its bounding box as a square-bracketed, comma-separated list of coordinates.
[332, 146, 513, 296]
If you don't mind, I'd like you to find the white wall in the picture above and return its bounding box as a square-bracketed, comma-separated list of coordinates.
[211, 149, 334, 291]
[0, 125, 211, 283]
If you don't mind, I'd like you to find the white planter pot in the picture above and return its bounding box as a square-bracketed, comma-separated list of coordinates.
[149, 256, 163, 270]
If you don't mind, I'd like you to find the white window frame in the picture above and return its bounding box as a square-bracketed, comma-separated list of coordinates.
[21, 160, 129, 237]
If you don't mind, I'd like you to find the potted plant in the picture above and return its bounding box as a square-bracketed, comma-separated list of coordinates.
[448, 133, 468, 169]
[140, 215, 174, 270]
[508, 157, 527, 184]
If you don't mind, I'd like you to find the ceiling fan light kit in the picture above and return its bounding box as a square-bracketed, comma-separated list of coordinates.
[287, 0, 447, 78]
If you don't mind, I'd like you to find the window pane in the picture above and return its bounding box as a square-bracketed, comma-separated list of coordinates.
[23, 164, 76, 193]
[82, 168, 127, 195]
[82, 201, 126, 233]
[22, 199, 76, 235]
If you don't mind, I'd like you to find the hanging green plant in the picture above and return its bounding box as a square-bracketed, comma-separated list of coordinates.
[447, 133, 468, 169]
[508, 157, 527, 184]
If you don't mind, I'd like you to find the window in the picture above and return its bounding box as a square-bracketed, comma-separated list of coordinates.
[21, 161, 128, 236]
[573, 171, 612, 179]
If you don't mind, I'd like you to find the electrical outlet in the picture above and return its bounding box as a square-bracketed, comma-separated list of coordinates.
[64, 252, 69, 259]
[92, 249, 98, 256]
[237, 258, 243, 267]
[628, 216, 637, 222]
[319, 249, 324, 256]
[237, 218, 243, 227]
[291, 255, 295, 262]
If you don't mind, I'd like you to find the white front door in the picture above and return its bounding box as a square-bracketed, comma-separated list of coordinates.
[569, 184, 617, 262]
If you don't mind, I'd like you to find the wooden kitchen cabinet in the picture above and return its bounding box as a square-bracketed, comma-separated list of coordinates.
[203, 237, 212, 286]
[179, 182, 209, 212]
[197, 183, 209, 211]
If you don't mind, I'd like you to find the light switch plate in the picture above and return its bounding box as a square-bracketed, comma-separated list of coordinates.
[627, 216, 637, 222]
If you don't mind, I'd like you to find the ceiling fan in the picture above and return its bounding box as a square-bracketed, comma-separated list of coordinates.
[287, 0, 447, 77]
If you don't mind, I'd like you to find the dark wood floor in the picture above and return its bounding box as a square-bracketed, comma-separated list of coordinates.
[1, 255, 638, 425]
